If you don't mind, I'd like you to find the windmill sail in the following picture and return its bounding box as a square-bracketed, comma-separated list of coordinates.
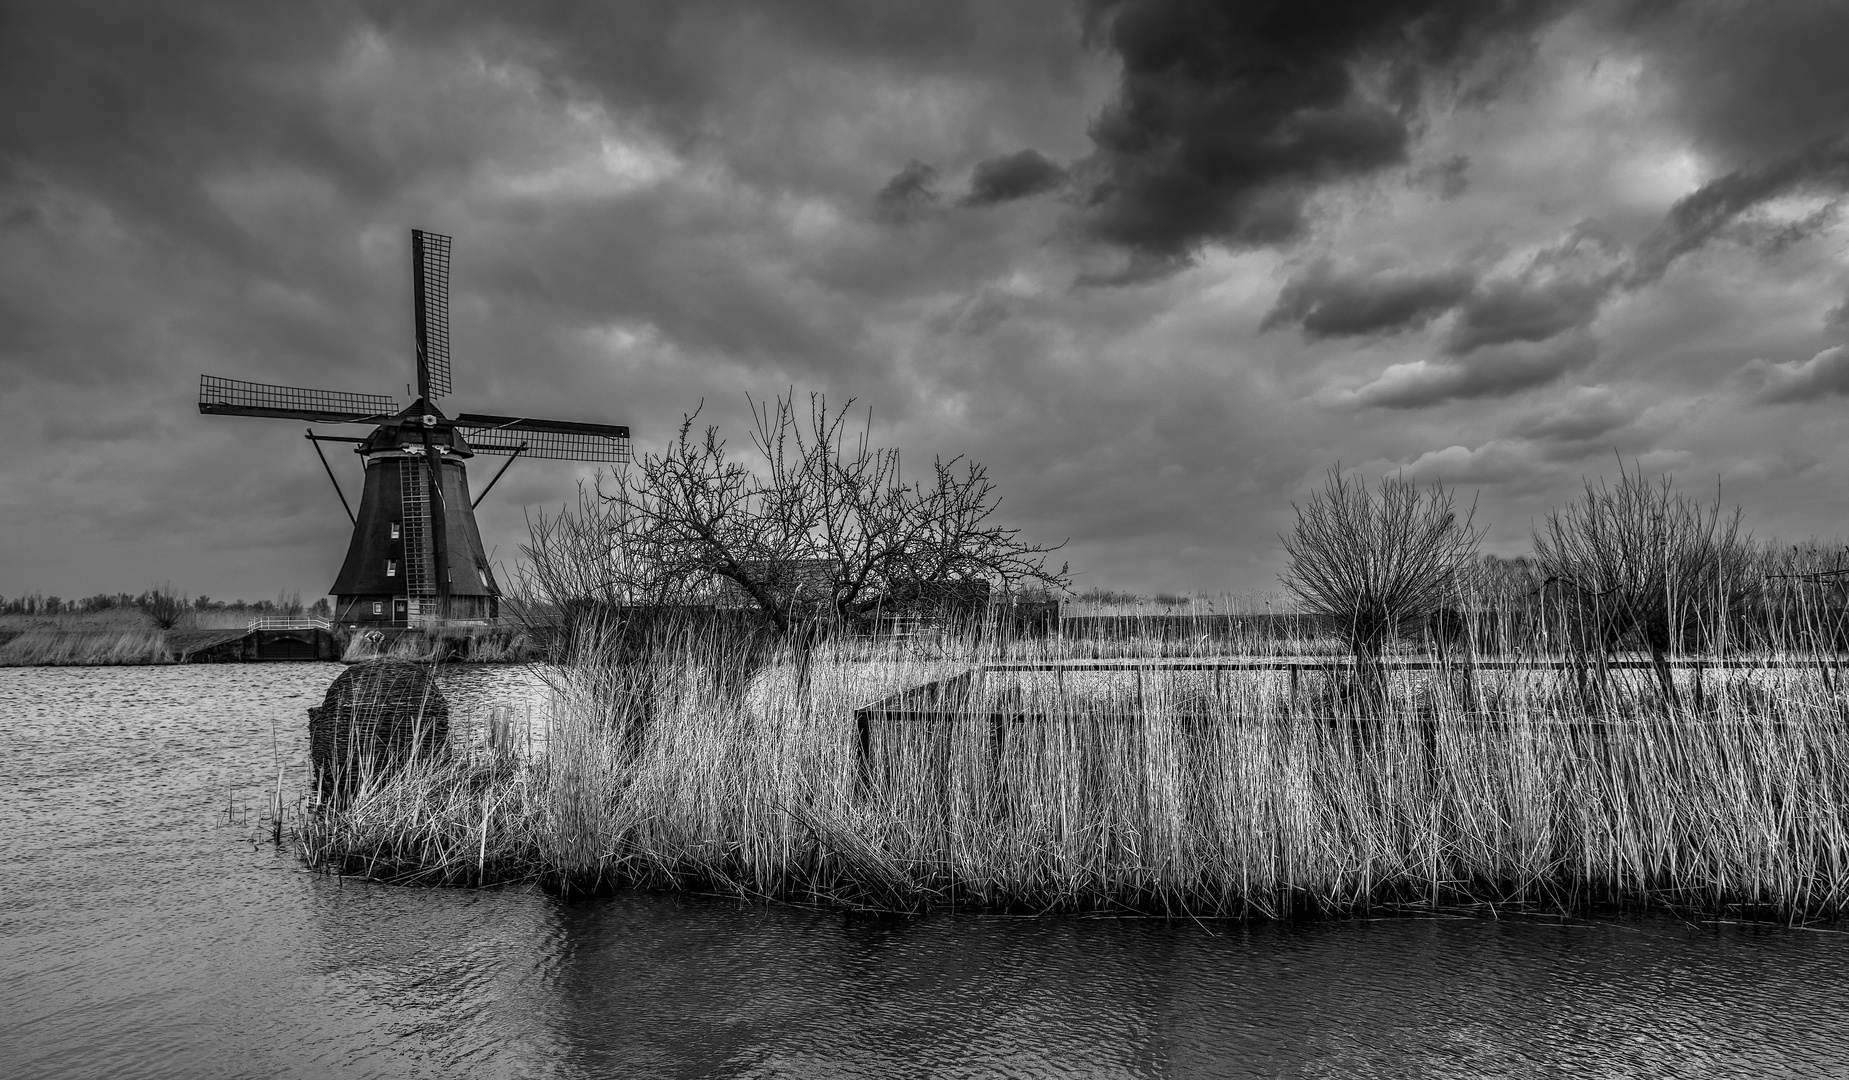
[412, 229, 453, 398]
[199, 375, 398, 423]
[455, 413, 631, 462]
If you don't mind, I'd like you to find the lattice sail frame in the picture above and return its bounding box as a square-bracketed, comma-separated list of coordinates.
[459, 425, 631, 462]
[199, 375, 398, 422]
[413, 230, 453, 397]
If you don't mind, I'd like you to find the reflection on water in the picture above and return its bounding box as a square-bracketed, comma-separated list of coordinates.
[3, 664, 1848, 1079]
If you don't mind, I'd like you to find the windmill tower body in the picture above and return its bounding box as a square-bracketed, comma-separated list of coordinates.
[198, 230, 628, 630]
[329, 407, 502, 626]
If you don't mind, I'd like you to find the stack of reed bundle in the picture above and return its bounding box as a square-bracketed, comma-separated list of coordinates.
[307, 659, 449, 799]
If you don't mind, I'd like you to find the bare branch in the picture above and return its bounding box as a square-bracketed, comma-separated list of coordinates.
[528, 391, 1068, 637]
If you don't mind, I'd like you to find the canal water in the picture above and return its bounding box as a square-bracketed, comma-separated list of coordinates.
[4, 664, 1849, 1078]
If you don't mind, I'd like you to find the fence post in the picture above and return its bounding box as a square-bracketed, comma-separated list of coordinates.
[855, 708, 873, 789]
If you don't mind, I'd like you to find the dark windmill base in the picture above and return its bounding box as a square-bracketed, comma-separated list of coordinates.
[329, 443, 502, 629]
[335, 596, 498, 628]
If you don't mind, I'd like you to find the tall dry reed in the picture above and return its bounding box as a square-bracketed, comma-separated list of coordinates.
[300, 615, 1849, 920]
[338, 628, 534, 664]
[0, 627, 173, 666]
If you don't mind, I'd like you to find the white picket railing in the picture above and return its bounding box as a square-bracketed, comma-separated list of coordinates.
[246, 616, 331, 632]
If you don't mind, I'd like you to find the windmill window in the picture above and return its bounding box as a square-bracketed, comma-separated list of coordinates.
[390, 522, 401, 540]
[386, 560, 397, 577]
[372, 602, 384, 615]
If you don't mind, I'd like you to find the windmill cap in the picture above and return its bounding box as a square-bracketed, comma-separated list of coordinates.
[356, 408, 476, 457]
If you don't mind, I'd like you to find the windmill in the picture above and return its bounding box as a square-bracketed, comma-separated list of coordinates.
[199, 229, 629, 627]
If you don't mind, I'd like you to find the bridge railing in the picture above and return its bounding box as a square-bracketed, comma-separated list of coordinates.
[246, 616, 332, 632]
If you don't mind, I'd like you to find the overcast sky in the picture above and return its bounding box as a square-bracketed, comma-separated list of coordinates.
[4, 0, 1848, 602]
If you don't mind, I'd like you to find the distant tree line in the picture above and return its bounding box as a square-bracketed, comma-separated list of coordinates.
[1, 589, 331, 623]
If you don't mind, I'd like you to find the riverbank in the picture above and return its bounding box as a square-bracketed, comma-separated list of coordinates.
[0, 600, 1343, 666]
[302, 628, 1849, 920]
[0, 626, 174, 665]
[0, 612, 541, 666]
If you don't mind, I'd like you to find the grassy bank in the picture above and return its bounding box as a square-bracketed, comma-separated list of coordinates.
[0, 609, 539, 666]
[0, 627, 173, 665]
[300, 623, 1849, 920]
[338, 627, 538, 664]
[0, 611, 175, 666]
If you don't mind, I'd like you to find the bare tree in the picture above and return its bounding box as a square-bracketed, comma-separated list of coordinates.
[525, 393, 1068, 639]
[1281, 468, 1483, 672]
[1533, 462, 1753, 706]
[138, 584, 189, 630]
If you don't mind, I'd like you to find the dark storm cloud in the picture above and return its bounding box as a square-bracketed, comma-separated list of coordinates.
[1623, 1, 1849, 170]
[1630, 140, 1849, 286]
[0, 4, 352, 236]
[1610, 4, 1849, 285]
[1445, 278, 1608, 353]
[1263, 5, 1849, 414]
[875, 159, 942, 222]
[1746, 346, 1849, 405]
[1444, 228, 1621, 355]
[0, 4, 378, 387]
[1274, 227, 1619, 389]
[960, 149, 1068, 206]
[1076, 0, 1568, 267]
[1278, 136, 1849, 406]
[0, 0, 1092, 384]
[1350, 333, 1596, 409]
[1262, 256, 1474, 338]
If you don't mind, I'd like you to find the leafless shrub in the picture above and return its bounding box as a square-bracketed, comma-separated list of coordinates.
[1280, 468, 1483, 670]
[138, 584, 189, 630]
[1532, 461, 1753, 704]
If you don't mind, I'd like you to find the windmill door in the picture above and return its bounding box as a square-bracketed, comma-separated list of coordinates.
[393, 599, 408, 623]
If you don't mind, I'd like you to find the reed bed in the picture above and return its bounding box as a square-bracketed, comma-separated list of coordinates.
[338, 627, 534, 664]
[0, 627, 173, 666]
[299, 624, 1849, 920]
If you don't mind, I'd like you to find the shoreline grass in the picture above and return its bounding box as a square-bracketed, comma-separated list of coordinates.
[337, 627, 538, 665]
[0, 626, 174, 666]
[0, 616, 534, 667]
[299, 620, 1849, 921]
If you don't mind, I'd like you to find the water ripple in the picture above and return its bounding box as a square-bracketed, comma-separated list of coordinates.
[3, 666, 1848, 1078]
